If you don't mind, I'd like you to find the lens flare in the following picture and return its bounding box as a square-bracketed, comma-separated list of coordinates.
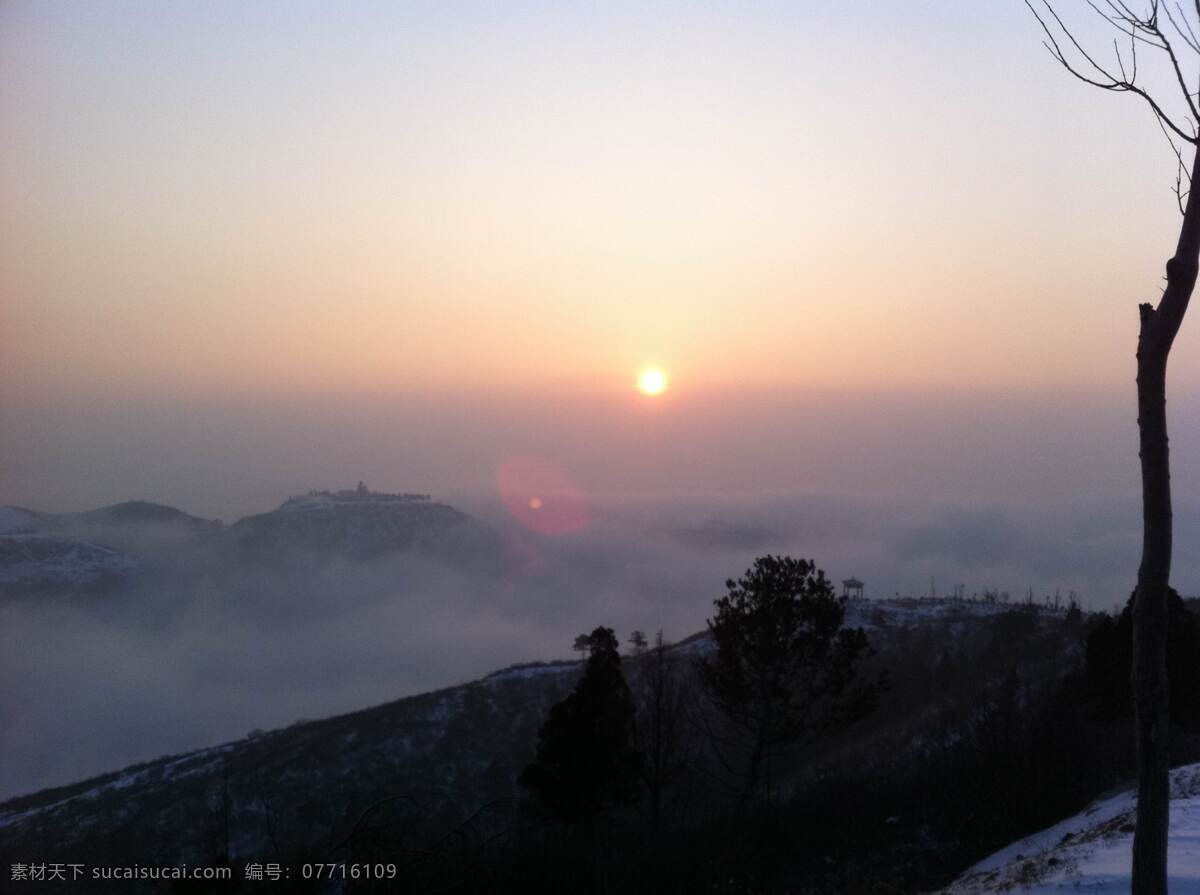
[497, 456, 590, 535]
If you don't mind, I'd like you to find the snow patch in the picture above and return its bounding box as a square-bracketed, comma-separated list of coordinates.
[0, 534, 143, 590]
[943, 763, 1200, 894]
[484, 663, 577, 684]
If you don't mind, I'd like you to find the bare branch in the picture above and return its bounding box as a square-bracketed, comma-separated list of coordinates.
[1032, 0, 1128, 80]
[1166, 1, 1200, 52]
[1150, 13, 1200, 120]
[1088, 0, 1172, 49]
[1154, 110, 1193, 213]
[1025, 0, 1199, 145]
[1105, 0, 1144, 22]
[1134, 19, 1142, 80]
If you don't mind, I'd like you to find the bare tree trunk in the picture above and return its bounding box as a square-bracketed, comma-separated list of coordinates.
[1131, 144, 1200, 895]
[1132, 349, 1173, 895]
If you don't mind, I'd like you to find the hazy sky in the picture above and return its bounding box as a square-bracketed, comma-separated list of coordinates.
[15, 2, 1200, 799]
[4, 1, 1200, 514]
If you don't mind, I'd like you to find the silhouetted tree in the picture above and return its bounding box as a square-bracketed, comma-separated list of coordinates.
[573, 633, 591, 661]
[1063, 598, 1085, 637]
[520, 627, 642, 823]
[699, 555, 883, 802]
[1024, 4, 1200, 889]
[633, 631, 693, 825]
[1086, 589, 1200, 726]
[628, 630, 648, 656]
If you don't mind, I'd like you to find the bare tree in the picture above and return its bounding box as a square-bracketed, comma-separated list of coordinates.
[1024, 2, 1200, 890]
[632, 631, 694, 825]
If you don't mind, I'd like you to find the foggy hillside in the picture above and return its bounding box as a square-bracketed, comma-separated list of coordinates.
[0, 598, 1081, 894]
[0, 484, 1154, 802]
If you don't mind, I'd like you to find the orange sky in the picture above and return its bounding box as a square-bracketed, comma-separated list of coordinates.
[4, 1, 1197, 399]
[4, 1, 1200, 512]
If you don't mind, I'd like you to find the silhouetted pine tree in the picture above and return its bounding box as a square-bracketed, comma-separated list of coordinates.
[520, 627, 642, 823]
[699, 555, 883, 802]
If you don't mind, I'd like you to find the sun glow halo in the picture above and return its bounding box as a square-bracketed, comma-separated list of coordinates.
[637, 367, 668, 396]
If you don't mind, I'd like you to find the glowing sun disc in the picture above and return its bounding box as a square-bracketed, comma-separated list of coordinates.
[637, 367, 668, 396]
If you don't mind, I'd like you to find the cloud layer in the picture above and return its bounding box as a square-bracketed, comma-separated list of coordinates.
[0, 489, 1181, 801]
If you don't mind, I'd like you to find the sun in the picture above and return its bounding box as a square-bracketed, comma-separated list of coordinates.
[637, 366, 668, 396]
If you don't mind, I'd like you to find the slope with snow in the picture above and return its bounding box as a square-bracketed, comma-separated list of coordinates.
[0, 534, 144, 595]
[0, 598, 1054, 858]
[0, 655, 581, 871]
[942, 764, 1200, 894]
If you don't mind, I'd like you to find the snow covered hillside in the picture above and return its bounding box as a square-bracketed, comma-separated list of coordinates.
[942, 764, 1200, 894]
[0, 598, 1064, 861]
[0, 534, 144, 593]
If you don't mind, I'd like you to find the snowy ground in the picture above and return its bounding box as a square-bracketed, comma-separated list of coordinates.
[0, 534, 143, 589]
[942, 764, 1200, 893]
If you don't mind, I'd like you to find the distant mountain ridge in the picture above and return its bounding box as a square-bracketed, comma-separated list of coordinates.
[0, 485, 494, 596]
[227, 484, 472, 560]
[76, 499, 222, 531]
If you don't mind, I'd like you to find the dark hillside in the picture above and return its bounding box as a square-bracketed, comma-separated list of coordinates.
[0, 598, 1139, 894]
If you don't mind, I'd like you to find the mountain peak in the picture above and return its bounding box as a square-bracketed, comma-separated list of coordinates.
[80, 500, 216, 527]
[229, 486, 473, 560]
